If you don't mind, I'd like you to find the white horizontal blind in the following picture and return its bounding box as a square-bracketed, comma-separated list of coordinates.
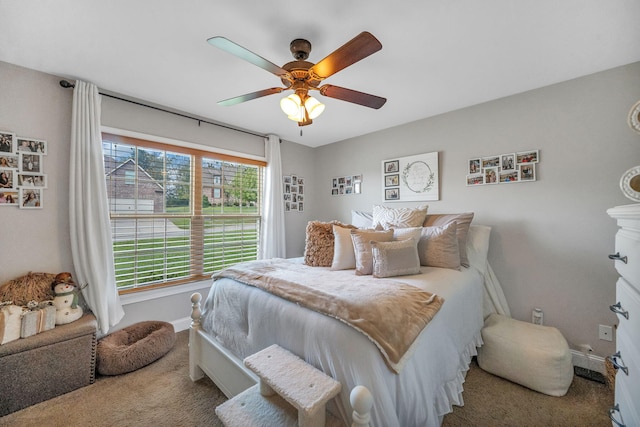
[102, 133, 263, 292]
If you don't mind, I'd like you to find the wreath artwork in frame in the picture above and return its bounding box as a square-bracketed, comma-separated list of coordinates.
[381, 151, 439, 202]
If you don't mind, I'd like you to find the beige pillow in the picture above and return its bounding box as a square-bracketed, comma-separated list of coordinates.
[418, 222, 461, 270]
[304, 221, 356, 267]
[330, 225, 357, 270]
[392, 226, 422, 242]
[371, 239, 421, 278]
[350, 229, 394, 275]
[372, 205, 428, 230]
[423, 212, 474, 267]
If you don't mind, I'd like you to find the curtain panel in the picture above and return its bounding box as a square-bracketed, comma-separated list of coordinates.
[259, 134, 286, 259]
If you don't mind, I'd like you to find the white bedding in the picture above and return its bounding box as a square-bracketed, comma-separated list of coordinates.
[201, 262, 484, 427]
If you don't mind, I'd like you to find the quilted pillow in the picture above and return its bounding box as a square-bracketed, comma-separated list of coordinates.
[371, 238, 421, 278]
[304, 221, 356, 267]
[372, 205, 428, 230]
[330, 225, 358, 271]
[423, 212, 474, 267]
[417, 222, 461, 270]
[350, 229, 394, 275]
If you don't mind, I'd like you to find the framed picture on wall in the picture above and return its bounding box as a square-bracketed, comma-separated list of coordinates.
[0, 153, 19, 168]
[17, 173, 47, 188]
[19, 153, 43, 173]
[19, 188, 43, 209]
[500, 153, 516, 171]
[0, 131, 16, 154]
[468, 158, 481, 174]
[0, 168, 16, 190]
[384, 160, 399, 173]
[0, 190, 19, 206]
[516, 150, 539, 164]
[381, 151, 439, 201]
[16, 137, 47, 155]
[519, 164, 536, 181]
[385, 174, 399, 187]
[385, 188, 399, 200]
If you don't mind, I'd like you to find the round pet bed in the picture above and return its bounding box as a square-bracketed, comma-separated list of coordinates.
[96, 321, 176, 376]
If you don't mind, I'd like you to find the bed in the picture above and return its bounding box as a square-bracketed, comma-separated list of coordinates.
[189, 219, 495, 427]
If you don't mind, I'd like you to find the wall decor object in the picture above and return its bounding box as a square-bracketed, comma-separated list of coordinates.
[381, 151, 439, 202]
[0, 131, 47, 208]
[467, 149, 539, 186]
[283, 174, 304, 212]
[331, 174, 362, 196]
[620, 165, 640, 202]
[629, 100, 640, 134]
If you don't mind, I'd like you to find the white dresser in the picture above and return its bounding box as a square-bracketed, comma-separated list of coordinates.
[607, 204, 640, 427]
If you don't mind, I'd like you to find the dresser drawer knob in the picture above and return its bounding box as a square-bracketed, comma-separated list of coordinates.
[610, 302, 629, 319]
[608, 252, 628, 264]
[609, 403, 626, 427]
[607, 351, 629, 376]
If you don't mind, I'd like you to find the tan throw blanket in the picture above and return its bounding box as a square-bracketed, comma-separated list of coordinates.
[213, 259, 444, 373]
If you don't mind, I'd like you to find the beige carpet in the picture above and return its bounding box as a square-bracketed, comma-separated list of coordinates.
[1, 330, 613, 427]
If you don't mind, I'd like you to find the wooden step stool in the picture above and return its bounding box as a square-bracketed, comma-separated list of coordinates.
[215, 344, 343, 427]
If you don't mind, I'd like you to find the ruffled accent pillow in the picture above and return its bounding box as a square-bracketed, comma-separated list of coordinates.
[372, 205, 428, 230]
[371, 238, 421, 278]
[423, 212, 474, 267]
[350, 229, 394, 275]
[304, 221, 356, 267]
[417, 222, 461, 270]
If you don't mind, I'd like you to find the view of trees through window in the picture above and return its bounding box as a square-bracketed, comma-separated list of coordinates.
[102, 133, 263, 292]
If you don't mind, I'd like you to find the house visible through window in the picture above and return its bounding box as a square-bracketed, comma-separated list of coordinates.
[102, 132, 265, 293]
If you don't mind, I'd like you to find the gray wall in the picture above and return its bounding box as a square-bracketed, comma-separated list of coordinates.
[310, 62, 640, 357]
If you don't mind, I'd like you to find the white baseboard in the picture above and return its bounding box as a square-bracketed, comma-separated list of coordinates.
[172, 316, 192, 333]
[571, 349, 605, 374]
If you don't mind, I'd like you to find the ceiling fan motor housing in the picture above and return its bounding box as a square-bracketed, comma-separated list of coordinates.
[290, 39, 312, 60]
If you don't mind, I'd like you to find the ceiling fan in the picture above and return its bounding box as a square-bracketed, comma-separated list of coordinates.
[207, 31, 387, 126]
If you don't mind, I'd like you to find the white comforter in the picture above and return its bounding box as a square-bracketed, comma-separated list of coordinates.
[201, 263, 484, 427]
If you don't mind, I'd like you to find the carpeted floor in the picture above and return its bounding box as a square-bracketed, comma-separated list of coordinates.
[0, 330, 613, 427]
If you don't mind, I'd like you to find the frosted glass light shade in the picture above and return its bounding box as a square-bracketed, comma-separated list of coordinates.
[305, 96, 325, 119]
[280, 94, 301, 117]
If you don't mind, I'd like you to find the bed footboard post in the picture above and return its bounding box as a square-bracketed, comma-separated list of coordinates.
[189, 292, 205, 382]
[350, 385, 373, 427]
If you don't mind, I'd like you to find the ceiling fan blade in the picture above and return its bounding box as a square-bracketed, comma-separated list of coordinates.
[319, 85, 386, 109]
[207, 37, 290, 78]
[218, 87, 285, 106]
[309, 32, 382, 80]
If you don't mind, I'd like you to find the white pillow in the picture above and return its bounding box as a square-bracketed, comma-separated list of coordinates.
[372, 205, 428, 229]
[351, 210, 374, 229]
[330, 225, 356, 270]
[371, 238, 421, 278]
[465, 225, 492, 274]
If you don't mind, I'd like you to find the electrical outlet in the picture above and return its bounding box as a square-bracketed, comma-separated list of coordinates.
[599, 325, 613, 342]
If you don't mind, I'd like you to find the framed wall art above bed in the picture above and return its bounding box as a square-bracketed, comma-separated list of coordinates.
[381, 151, 439, 202]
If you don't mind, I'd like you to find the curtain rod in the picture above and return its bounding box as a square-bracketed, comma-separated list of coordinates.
[59, 80, 265, 139]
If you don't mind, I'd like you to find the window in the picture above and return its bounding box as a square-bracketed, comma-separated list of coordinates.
[102, 132, 265, 293]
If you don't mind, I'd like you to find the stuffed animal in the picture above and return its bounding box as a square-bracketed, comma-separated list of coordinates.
[51, 272, 83, 325]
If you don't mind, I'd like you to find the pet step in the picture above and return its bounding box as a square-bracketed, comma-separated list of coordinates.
[215, 384, 343, 427]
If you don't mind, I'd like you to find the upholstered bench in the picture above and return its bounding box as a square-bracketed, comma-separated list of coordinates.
[0, 313, 98, 416]
[477, 313, 573, 397]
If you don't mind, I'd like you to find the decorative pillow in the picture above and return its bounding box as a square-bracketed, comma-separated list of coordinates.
[0, 272, 56, 306]
[392, 226, 422, 242]
[372, 205, 428, 230]
[331, 225, 358, 270]
[417, 222, 461, 270]
[466, 225, 492, 274]
[371, 239, 421, 278]
[304, 220, 356, 267]
[351, 210, 374, 229]
[350, 229, 394, 275]
[423, 212, 474, 267]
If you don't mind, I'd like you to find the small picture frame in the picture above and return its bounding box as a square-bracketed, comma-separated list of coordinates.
[516, 150, 539, 164]
[385, 174, 399, 187]
[385, 188, 399, 200]
[16, 137, 47, 155]
[500, 153, 516, 171]
[0, 131, 16, 154]
[499, 170, 519, 183]
[17, 173, 47, 188]
[0, 153, 19, 168]
[466, 174, 484, 186]
[484, 167, 498, 184]
[519, 164, 536, 181]
[482, 156, 500, 169]
[353, 174, 362, 182]
[19, 188, 43, 209]
[384, 160, 399, 174]
[468, 158, 481, 174]
[0, 168, 17, 190]
[0, 189, 19, 206]
[353, 182, 362, 194]
[19, 153, 43, 173]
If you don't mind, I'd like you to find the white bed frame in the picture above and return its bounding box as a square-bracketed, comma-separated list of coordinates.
[189, 292, 373, 427]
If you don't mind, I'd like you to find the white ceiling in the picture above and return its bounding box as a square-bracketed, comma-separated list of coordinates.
[1, 1, 639, 148]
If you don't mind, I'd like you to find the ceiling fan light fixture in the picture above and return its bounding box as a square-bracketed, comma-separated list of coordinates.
[280, 94, 302, 117]
[305, 96, 325, 119]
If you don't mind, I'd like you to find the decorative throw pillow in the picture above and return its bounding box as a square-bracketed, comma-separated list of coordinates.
[351, 210, 374, 229]
[423, 212, 474, 267]
[350, 229, 394, 275]
[372, 205, 428, 230]
[330, 225, 358, 270]
[371, 238, 421, 278]
[392, 226, 422, 242]
[417, 222, 461, 270]
[304, 220, 356, 267]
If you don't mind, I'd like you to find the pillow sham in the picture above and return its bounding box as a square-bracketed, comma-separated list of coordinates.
[330, 224, 358, 270]
[417, 222, 461, 270]
[304, 220, 356, 267]
[423, 212, 474, 267]
[371, 238, 421, 278]
[392, 226, 422, 242]
[350, 229, 394, 275]
[351, 210, 374, 229]
[372, 205, 428, 230]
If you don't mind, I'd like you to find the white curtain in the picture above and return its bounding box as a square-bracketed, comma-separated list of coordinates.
[69, 80, 124, 334]
[259, 134, 286, 259]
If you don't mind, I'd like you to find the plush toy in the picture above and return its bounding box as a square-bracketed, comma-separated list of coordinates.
[51, 272, 84, 325]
